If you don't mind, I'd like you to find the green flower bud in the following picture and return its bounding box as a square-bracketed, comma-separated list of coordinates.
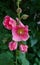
[18, 0, 21, 2]
[21, 14, 29, 20]
[16, 8, 22, 14]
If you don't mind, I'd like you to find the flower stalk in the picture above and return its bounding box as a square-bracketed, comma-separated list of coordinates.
[16, 0, 22, 65]
[17, 0, 21, 19]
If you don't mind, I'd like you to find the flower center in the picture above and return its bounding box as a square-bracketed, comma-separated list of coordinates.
[18, 29, 24, 35]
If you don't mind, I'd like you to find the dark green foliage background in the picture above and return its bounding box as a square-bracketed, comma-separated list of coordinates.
[0, 0, 40, 65]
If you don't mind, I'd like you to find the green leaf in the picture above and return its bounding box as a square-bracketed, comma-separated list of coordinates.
[33, 63, 37, 65]
[37, 51, 40, 57]
[0, 51, 14, 65]
[18, 52, 29, 65]
[30, 36, 38, 47]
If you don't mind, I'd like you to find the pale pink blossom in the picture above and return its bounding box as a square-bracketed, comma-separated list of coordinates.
[20, 44, 28, 53]
[8, 41, 17, 51]
[12, 24, 29, 41]
[3, 16, 16, 30]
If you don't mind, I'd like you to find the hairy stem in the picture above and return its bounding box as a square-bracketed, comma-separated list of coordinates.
[17, 0, 21, 19]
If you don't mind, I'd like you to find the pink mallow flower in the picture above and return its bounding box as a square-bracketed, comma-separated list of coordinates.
[8, 41, 17, 51]
[12, 24, 30, 41]
[3, 16, 16, 30]
[20, 44, 28, 53]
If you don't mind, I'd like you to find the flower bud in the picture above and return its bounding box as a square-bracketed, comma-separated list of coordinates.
[16, 8, 22, 14]
[8, 41, 17, 51]
[20, 44, 28, 53]
[21, 14, 29, 20]
[17, 0, 21, 2]
[19, 0, 21, 1]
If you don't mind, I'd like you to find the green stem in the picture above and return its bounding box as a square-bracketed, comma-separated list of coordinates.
[16, 0, 21, 65]
[17, 0, 21, 19]
[16, 50, 17, 65]
[17, 13, 20, 19]
[17, 0, 20, 8]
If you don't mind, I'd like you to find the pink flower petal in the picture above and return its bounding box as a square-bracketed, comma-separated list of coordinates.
[16, 18, 25, 27]
[8, 41, 17, 51]
[12, 24, 30, 41]
[3, 16, 16, 30]
[20, 44, 28, 53]
[12, 26, 21, 41]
